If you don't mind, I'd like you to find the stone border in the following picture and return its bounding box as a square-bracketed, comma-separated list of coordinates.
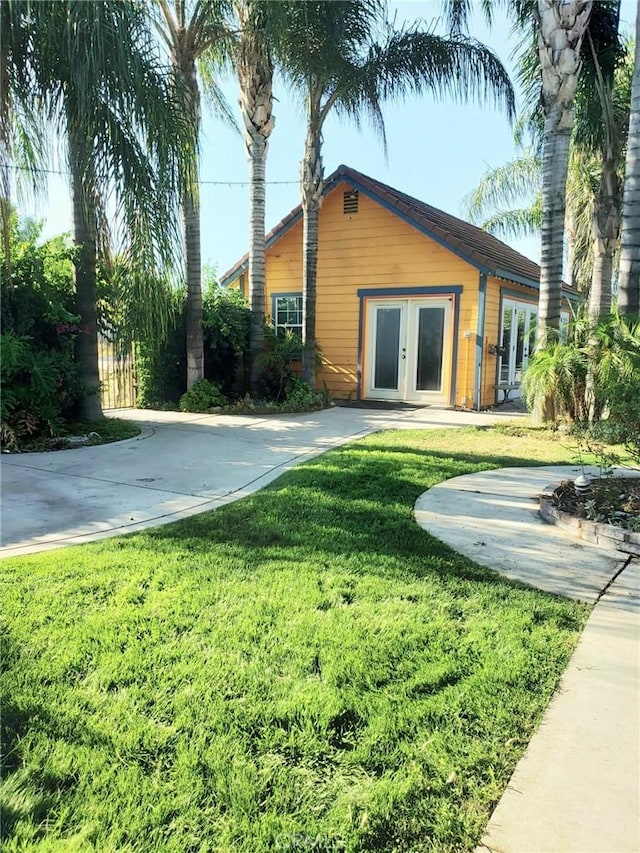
[540, 483, 640, 556]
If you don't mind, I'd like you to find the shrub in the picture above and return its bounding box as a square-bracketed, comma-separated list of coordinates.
[589, 313, 640, 462]
[521, 342, 588, 423]
[136, 275, 252, 409]
[258, 325, 302, 402]
[522, 313, 640, 459]
[136, 307, 186, 409]
[179, 379, 228, 413]
[0, 216, 83, 448]
[203, 280, 251, 396]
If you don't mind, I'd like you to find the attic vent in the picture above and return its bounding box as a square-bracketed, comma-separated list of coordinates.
[343, 190, 359, 214]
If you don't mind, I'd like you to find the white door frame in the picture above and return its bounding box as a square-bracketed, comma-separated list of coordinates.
[365, 297, 452, 403]
[498, 299, 537, 394]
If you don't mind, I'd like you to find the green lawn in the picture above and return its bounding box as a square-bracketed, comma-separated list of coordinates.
[2, 425, 592, 852]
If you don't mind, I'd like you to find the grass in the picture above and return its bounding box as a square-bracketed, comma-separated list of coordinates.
[15, 418, 140, 452]
[1, 424, 593, 852]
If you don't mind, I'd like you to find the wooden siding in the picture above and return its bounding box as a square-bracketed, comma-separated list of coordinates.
[225, 186, 557, 408]
[264, 184, 482, 404]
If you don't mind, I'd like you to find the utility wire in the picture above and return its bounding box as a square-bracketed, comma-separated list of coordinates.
[5, 164, 299, 185]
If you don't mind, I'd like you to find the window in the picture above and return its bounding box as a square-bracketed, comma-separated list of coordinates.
[273, 293, 303, 340]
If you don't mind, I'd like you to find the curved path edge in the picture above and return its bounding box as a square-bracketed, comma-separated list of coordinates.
[415, 466, 639, 853]
[1, 403, 525, 558]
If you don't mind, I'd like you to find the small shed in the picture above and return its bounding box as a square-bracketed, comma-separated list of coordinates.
[221, 165, 576, 408]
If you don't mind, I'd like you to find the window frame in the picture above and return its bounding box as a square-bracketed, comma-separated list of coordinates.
[271, 292, 303, 341]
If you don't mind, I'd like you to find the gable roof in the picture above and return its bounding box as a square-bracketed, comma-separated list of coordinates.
[220, 164, 560, 292]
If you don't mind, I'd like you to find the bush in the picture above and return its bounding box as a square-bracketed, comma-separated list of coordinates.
[522, 342, 588, 424]
[522, 313, 640, 457]
[590, 313, 640, 462]
[179, 379, 228, 413]
[258, 325, 302, 402]
[136, 306, 186, 409]
[203, 280, 251, 396]
[135, 274, 252, 409]
[0, 216, 83, 448]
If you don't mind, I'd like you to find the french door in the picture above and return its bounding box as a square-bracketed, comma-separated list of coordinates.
[499, 300, 537, 390]
[365, 299, 451, 402]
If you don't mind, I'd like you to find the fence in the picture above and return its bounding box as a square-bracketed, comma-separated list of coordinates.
[98, 336, 137, 409]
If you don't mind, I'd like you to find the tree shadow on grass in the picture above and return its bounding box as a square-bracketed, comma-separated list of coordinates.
[139, 443, 577, 598]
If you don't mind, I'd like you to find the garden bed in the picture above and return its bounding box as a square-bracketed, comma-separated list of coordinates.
[3, 418, 141, 453]
[540, 476, 640, 556]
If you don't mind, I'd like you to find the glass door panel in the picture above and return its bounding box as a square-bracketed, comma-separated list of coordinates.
[373, 307, 402, 390]
[514, 307, 526, 382]
[500, 307, 512, 383]
[415, 306, 445, 391]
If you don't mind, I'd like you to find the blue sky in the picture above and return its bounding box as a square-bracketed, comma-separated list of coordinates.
[25, 0, 637, 277]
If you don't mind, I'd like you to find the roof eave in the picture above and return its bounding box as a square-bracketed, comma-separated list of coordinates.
[491, 268, 540, 290]
[219, 210, 304, 288]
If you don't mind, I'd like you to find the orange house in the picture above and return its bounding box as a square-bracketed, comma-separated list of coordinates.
[221, 165, 576, 409]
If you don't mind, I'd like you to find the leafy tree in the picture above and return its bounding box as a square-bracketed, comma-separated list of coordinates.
[1, 1, 187, 418]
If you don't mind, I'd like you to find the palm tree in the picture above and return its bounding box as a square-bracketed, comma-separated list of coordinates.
[534, 0, 594, 347]
[0, 2, 49, 275]
[465, 2, 628, 318]
[279, 0, 516, 386]
[573, 5, 629, 324]
[3, 1, 187, 419]
[154, 0, 234, 390]
[465, 144, 604, 294]
[234, 0, 277, 395]
[617, 7, 640, 317]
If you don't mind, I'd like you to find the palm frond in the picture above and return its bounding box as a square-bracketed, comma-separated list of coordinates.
[371, 27, 515, 122]
[481, 205, 542, 239]
[463, 152, 541, 222]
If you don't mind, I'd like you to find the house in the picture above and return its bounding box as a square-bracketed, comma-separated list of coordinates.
[221, 165, 576, 409]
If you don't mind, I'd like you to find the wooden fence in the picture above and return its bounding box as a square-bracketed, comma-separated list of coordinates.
[98, 337, 137, 409]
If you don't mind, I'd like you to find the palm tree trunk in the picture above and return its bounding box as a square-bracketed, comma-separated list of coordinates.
[538, 105, 572, 347]
[617, 15, 640, 316]
[588, 153, 620, 323]
[70, 149, 103, 421]
[182, 59, 204, 391]
[535, 0, 593, 351]
[237, 8, 274, 396]
[301, 114, 323, 387]
[246, 134, 268, 393]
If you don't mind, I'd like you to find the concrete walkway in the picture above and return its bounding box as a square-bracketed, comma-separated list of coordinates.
[415, 468, 640, 853]
[0, 403, 523, 558]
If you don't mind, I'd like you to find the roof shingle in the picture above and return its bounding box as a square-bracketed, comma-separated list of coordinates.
[220, 164, 558, 292]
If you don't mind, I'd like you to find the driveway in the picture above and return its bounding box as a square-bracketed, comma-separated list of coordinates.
[1, 404, 523, 557]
